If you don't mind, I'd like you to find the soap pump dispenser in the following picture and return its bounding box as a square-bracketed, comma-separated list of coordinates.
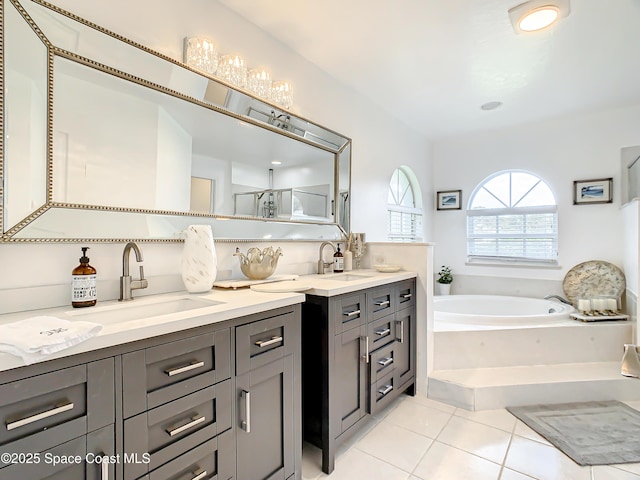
[333, 244, 344, 273]
[72, 247, 97, 308]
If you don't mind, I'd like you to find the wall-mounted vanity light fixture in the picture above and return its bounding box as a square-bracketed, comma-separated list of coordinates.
[183, 37, 294, 109]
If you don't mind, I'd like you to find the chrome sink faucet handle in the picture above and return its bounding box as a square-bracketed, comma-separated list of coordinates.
[317, 241, 337, 274]
[120, 242, 149, 301]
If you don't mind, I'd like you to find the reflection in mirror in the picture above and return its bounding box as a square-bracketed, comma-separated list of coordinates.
[2, 0, 351, 242]
[3, 0, 48, 231]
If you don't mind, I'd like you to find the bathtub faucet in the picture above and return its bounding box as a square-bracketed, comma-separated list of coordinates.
[544, 294, 572, 305]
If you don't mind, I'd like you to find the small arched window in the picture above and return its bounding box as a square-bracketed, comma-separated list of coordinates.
[467, 170, 558, 264]
[388, 167, 423, 242]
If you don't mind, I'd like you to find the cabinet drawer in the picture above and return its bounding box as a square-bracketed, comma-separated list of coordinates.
[367, 314, 397, 352]
[1, 435, 86, 480]
[123, 329, 231, 418]
[236, 310, 298, 376]
[396, 280, 415, 309]
[124, 379, 232, 480]
[370, 286, 395, 321]
[333, 292, 366, 334]
[370, 371, 397, 415]
[146, 429, 234, 480]
[369, 341, 396, 384]
[0, 358, 114, 450]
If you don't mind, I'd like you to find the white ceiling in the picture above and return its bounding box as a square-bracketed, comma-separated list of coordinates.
[218, 0, 640, 140]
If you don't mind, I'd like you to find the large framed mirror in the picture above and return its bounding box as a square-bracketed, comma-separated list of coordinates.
[1, 0, 351, 242]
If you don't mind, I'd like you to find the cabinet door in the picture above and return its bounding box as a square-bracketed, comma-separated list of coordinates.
[332, 325, 367, 435]
[236, 355, 295, 480]
[1, 436, 86, 480]
[86, 424, 115, 480]
[394, 307, 416, 389]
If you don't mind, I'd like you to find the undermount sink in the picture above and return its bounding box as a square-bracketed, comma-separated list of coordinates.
[318, 273, 372, 282]
[66, 297, 222, 324]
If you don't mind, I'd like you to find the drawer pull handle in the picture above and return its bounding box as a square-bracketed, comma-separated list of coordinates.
[165, 361, 206, 377]
[396, 320, 404, 343]
[101, 453, 109, 480]
[375, 328, 391, 336]
[343, 309, 361, 317]
[6, 401, 74, 431]
[166, 415, 206, 437]
[378, 357, 393, 367]
[402, 293, 413, 299]
[378, 384, 393, 396]
[255, 336, 283, 348]
[374, 300, 390, 307]
[241, 390, 251, 433]
[361, 336, 369, 363]
[191, 469, 207, 480]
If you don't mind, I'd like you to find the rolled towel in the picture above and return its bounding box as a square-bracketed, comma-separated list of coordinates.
[0, 316, 102, 364]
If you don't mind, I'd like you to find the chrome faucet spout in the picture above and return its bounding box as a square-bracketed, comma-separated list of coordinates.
[317, 241, 337, 274]
[120, 242, 148, 301]
[544, 294, 572, 305]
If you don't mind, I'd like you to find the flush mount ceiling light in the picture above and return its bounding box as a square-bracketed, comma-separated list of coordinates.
[508, 0, 570, 34]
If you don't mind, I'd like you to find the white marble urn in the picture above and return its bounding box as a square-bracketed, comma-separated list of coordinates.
[181, 225, 217, 293]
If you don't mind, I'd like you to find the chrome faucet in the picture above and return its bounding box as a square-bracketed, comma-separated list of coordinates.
[544, 294, 572, 305]
[119, 242, 148, 301]
[317, 241, 337, 274]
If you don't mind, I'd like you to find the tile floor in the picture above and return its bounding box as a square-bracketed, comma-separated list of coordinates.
[301, 394, 640, 480]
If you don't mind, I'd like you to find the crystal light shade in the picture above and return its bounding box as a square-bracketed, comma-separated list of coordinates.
[247, 68, 272, 99]
[217, 54, 247, 88]
[184, 37, 218, 75]
[271, 81, 294, 109]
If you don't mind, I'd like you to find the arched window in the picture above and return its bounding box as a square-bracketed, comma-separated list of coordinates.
[388, 167, 423, 241]
[467, 170, 558, 264]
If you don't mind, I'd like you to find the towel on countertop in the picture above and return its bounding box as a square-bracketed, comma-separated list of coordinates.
[0, 316, 102, 364]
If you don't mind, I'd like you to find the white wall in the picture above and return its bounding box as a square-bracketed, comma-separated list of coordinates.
[1, 0, 432, 310]
[432, 104, 640, 293]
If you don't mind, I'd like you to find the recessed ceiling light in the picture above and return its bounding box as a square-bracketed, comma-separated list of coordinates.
[508, 0, 570, 34]
[271, 160, 282, 165]
[481, 101, 503, 111]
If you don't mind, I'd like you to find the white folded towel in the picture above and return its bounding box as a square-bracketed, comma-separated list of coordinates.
[0, 316, 102, 364]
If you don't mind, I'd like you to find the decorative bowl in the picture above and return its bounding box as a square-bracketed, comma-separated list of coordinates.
[234, 246, 283, 280]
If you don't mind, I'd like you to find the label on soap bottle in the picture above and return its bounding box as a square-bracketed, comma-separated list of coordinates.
[333, 256, 344, 273]
[72, 274, 97, 302]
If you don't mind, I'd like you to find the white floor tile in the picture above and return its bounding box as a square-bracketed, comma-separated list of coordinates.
[437, 415, 512, 464]
[384, 399, 453, 438]
[412, 394, 458, 413]
[505, 436, 591, 480]
[321, 448, 410, 480]
[500, 468, 537, 479]
[454, 407, 518, 433]
[356, 421, 433, 472]
[412, 441, 502, 480]
[512, 420, 552, 446]
[302, 442, 325, 480]
[592, 466, 640, 479]
[616, 464, 640, 476]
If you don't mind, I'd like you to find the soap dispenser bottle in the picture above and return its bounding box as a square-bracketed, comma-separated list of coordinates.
[333, 244, 344, 273]
[72, 247, 97, 308]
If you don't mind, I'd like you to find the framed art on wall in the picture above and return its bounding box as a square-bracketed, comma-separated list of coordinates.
[437, 190, 462, 210]
[573, 178, 613, 205]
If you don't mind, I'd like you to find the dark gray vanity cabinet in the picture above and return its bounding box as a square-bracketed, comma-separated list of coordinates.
[0, 358, 116, 480]
[235, 308, 301, 480]
[302, 278, 417, 474]
[0, 303, 303, 480]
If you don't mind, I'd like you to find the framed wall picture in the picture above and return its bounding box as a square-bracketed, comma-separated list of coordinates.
[437, 190, 462, 210]
[573, 178, 613, 205]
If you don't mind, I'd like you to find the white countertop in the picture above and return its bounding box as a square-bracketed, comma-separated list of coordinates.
[0, 269, 416, 372]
